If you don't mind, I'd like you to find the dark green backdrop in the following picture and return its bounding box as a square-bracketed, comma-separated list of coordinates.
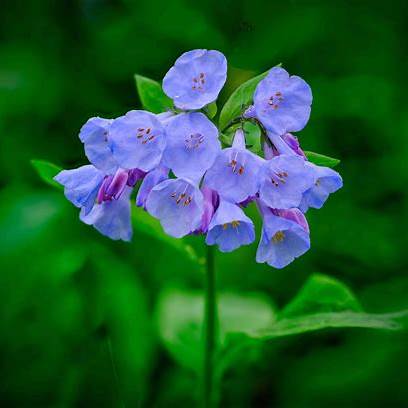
[1, 1, 407, 406]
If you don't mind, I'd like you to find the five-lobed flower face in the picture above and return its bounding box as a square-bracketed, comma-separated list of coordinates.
[254, 67, 312, 136]
[163, 112, 221, 182]
[54, 48, 342, 268]
[163, 49, 227, 110]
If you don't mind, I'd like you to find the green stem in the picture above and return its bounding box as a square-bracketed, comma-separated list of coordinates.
[203, 245, 217, 408]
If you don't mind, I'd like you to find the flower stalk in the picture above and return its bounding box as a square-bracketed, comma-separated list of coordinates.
[203, 244, 217, 408]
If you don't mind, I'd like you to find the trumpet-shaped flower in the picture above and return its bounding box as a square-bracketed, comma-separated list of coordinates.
[109, 110, 166, 172]
[256, 204, 310, 269]
[163, 112, 220, 181]
[204, 129, 263, 203]
[55, 165, 142, 241]
[206, 200, 255, 252]
[299, 162, 343, 212]
[80, 186, 133, 241]
[254, 67, 312, 135]
[163, 49, 227, 110]
[54, 165, 105, 215]
[79, 117, 117, 172]
[146, 178, 204, 238]
[259, 154, 314, 209]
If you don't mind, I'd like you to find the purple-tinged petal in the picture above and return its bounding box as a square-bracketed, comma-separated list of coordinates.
[127, 168, 146, 187]
[54, 165, 104, 215]
[199, 186, 219, 233]
[254, 67, 312, 135]
[266, 131, 297, 156]
[299, 163, 343, 212]
[136, 166, 169, 209]
[259, 154, 314, 209]
[145, 178, 204, 238]
[282, 133, 306, 158]
[79, 117, 117, 172]
[275, 208, 309, 233]
[109, 110, 166, 172]
[80, 187, 132, 241]
[163, 112, 221, 182]
[256, 207, 310, 269]
[163, 49, 227, 110]
[206, 200, 255, 252]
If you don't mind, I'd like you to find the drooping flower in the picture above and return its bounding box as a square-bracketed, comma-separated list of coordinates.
[204, 129, 263, 203]
[258, 154, 314, 209]
[206, 199, 255, 252]
[145, 178, 204, 238]
[163, 112, 221, 181]
[109, 110, 166, 172]
[136, 166, 169, 209]
[55, 165, 144, 241]
[79, 117, 117, 172]
[256, 204, 310, 269]
[163, 49, 227, 110]
[254, 67, 312, 135]
[54, 165, 105, 215]
[299, 162, 343, 212]
[80, 186, 133, 241]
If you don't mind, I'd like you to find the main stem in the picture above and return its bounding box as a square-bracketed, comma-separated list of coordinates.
[203, 245, 217, 408]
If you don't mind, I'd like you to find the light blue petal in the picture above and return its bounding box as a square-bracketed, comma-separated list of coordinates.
[259, 154, 314, 209]
[80, 187, 132, 241]
[163, 112, 220, 182]
[54, 165, 104, 214]
[254, 67, 312, 135]
[163, 49, 227, 110]
[136, 166, 169, 208]
[206, 200, 255, 252]
[145, 178, 204, 238]
[79, 117, 117, 172]
[256, 211, 310, 269]
[204, 147, 264, 203]
[109, 110, 166, 172]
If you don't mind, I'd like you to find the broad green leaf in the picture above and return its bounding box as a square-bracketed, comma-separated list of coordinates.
[281, 273, 362, 317]
[31, 159, 63, 189]
[304, 151, 340, 168]
[134, 74, 173, 113]
[219, 70, 269, 131]
[249, 273, 408, 339]
[251, 311, 408, 339]
[132, 206, 202, 265]
[155, 289, 276, 372]
[204, 101, 217, 119]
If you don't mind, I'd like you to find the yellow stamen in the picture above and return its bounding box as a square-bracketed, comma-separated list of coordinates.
[272, 231, 285, 243]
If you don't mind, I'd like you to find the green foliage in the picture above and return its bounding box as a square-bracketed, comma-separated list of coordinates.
[205, 101, 218, 119]
[244, 121, 262, 153]
[304, 151, 340, 168]
[135, 74, 173, 113]
[31, 160, 63, 190]
[219, 70, 269, 131]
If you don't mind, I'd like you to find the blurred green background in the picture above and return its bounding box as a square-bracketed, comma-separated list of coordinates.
[1, 0, 408, 406]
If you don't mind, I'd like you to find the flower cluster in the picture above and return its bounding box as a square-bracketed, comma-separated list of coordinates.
[55, 49, 342, 268]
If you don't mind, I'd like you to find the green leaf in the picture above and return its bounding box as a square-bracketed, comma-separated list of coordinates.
[155, 289, 276, 372]
[134, 74, 173, 113]
[304, 151, 341, 168]
[132, 206, 203, 266]
[218, 70, 269, 131]
[31, 159, 63, 190]
[249, 273, 408, 340]
[281, 273, 362, 317]
[243, 122, 262, 153]
[204, 101, 217, 119]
